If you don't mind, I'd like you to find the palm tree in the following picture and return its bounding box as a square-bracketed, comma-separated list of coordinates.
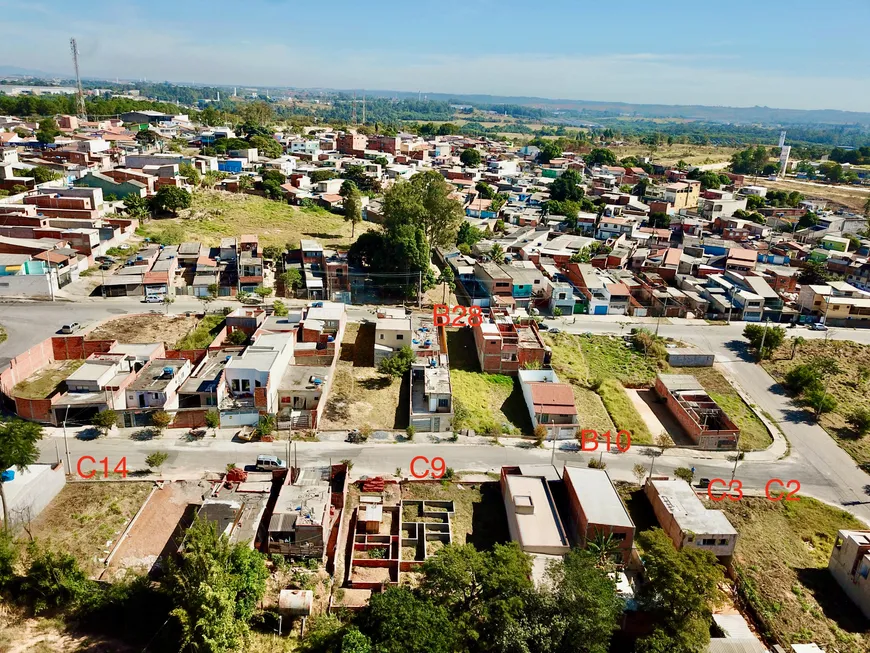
[586, 530, 622, 569]
[488, 243, 505, 263]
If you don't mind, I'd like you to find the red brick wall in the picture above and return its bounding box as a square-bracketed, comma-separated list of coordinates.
[564, 471, 633, 565]
[171, 409, 207, 429]
[14, 397, 55, 422]
[0, 339, 56, 397]
[254, 385, 268, 409]
[51, 337, 117, 361]
[163, 349, 207, 367]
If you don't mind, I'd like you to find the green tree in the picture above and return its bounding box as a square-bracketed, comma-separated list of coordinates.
[798, 260, 828, 284]
[149, 186, 192, 215]
[0, 420, 43, 531]
[549, 168, 585, 202]
[272, 299, 288, 316]
[585, 148, 618, 166]
[697, 171, 723, 190]
[743, 323, 785, 360]
[164, 517, 268, 652]
[496, 549, 622, 653]
[420, 543, 533, 650]
[377, 346, 415, 378]
[35, 117, 60, 144]
[145, 451, 169, 472]
[488, 243, 505, 263]
[28, 166, 61, 184]
[648, 212, 671, 228]
[819, 161, 844, 183]
[205, 410, 221, 437]
[227, 329, 249, 346]
[178, 162, 201, 186]
[249, 135, 282, 159]
[457, 222, 484, 247]
[254, 286, 273, 299]
[340, 180, 363, 238]
[784, 363, 823, 394]
[92, 409, 118, 437]
[633, 463, 647, 485]
[341, 628, 372, 653]
[538, 141, 563, 163]
[359, 586, 456, 653]
[279, 269, 302, 295]
[123, 194, 150, 218]
[635, 528, 724, 653]
[384, 170, 464, 249]
[151, 410, 172, 436]
[460, 148, 482, 167]
[848, 407, 870, 436]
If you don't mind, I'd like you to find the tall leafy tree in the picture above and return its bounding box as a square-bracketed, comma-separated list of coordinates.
[460, 148, 482, 167]
[359, 586, 456, 653]
[340, 180, 363, 238]
[35, 117, 60, 144]
[585, 148, 618, 166]
[163, 517, 268, 653]
[384, 170, 464, 249]
[635, 529, 724, 653]
[149, 186, 192, 215]
[0, 420, 44, 531]
[549, 169, 585, 202]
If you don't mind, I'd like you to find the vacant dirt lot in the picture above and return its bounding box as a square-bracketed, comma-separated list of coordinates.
[107, 480, 211, 578]
[13, 359, 84, 399]
[87, 314, 201, 349]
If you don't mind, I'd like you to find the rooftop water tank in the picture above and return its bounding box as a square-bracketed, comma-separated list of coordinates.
[163, 366, 175, 377]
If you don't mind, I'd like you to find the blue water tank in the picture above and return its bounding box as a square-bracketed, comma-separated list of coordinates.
[0, 470, 14, 482]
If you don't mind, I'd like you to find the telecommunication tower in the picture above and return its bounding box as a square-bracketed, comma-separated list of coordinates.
[69, 38, 87, 120]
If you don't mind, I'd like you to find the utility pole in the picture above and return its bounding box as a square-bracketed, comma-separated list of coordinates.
[417, 271, 422, 309]
[549, 420, 557, 466]
[62, 405, 72, 471]
[757, 317, 770, 361]
[655, 293, 669, 337]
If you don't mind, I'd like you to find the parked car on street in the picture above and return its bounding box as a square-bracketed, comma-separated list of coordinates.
[255, 455, 286, 471]
[810, 322, 828, 331]
[59, 322, 81, 334]
[144, 295, 164, 303]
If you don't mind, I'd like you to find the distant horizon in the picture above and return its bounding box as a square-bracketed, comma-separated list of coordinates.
[4, 71, 870, 121]
[2, 0, 869, 112]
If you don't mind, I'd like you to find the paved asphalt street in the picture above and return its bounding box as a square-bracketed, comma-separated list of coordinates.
[5, 298, 870, 521]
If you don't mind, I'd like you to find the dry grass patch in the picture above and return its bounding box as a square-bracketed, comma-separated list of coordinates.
[720, 497, 869, 652]
[451, 370, 530, 435]
[26, 482, 153, 576]
[320, 361, 403, 430]
[763, 339, 870, 466]
[13, 359, 84, 399]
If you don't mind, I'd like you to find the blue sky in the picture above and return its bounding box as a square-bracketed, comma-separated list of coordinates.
[2, 0, 869, 111]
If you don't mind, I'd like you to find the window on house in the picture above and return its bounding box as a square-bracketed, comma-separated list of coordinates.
[397, 334, 404, 340]
[612, 533, 626, 541]
[241, 380, 251, 393]
[379, 334, 384, 340]
[232, 380, 240, 392]
[701, 538, 716, 546]
[717, 539, 727, 545]
[438, 398, 449, 408]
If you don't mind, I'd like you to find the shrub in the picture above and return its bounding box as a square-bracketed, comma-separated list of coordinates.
[588, 457, 606, 469]
[674, 467, 694, 484]
[150, 410, 172, 435]
[849, 407, 870, 436]
[405, 425, 416, 440]
[784, 364, 822, 394]
[533, 424, 548, 447]
[145, 451, 169, 471]
[378, 346, 415, 378]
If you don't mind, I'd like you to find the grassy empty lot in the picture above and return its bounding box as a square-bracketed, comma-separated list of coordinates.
[401, 481, 509, 550]
[597, 378, 652, 443]
[763, 339, 870, 466]
[451, 370, 531, 435]
[720, 497, 869, 652]
[547, 333, 654, 444]
[27, 482, 153, 577]
[764, 178, 870, 213]
[611, 143, 739, 167]
[670, 366, 772, 450]
[174, 314, 225, 350]
[13, 359, 84, 399]
[136, 190, 374, 248]
[320, 361, 404, 431]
